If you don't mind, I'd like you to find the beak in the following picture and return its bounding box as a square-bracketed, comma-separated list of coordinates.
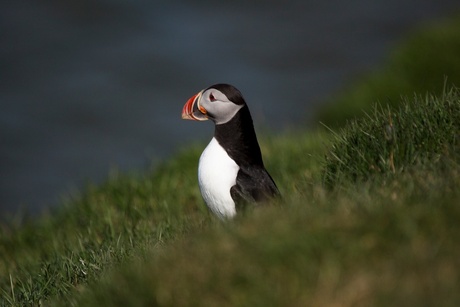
[181, 90, 208, 121]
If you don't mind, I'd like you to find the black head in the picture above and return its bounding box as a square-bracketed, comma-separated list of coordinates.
[205, 84, 246, 106]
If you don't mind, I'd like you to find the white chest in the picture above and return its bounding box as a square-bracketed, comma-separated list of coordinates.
[198, 137, 239, 219]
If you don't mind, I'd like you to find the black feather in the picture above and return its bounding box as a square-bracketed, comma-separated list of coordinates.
[230, 167, 279, 210]
[212, 85, 280, 210]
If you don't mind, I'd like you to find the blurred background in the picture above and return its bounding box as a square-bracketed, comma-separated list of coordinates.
[1, 0, 459, 217]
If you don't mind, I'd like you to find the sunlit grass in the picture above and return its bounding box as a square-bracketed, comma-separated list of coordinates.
[323, 86, 460, 186]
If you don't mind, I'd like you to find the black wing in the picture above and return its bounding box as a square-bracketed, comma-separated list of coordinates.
[230, 166, 280, 210]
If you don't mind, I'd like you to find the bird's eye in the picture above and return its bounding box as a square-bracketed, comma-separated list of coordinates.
[209, 94, 216, 102]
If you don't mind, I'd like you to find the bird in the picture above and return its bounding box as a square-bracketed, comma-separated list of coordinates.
[181, 83, 279, 219]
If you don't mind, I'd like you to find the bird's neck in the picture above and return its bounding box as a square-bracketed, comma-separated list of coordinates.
[214, 105, 264, 167]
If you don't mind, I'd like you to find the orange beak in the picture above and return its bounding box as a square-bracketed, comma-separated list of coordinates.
[181, 91, 208, 121]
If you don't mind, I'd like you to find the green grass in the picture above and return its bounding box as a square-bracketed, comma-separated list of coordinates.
[76, 188, 460, 306]
[323, 86, 460, 186]
[1, 15, 460, 307]
[0, 146, 208, 305]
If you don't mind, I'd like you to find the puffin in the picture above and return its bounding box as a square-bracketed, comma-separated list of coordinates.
[181, 83, 279, 219]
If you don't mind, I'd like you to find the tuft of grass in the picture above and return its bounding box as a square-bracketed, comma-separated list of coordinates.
[323, 86, 460, 186]
[317, 15, 460, 127]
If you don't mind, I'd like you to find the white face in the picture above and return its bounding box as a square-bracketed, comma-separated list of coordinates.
[199, 88, 244, 125]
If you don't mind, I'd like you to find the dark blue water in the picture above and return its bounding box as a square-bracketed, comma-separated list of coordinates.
[1, 0, 459, 217]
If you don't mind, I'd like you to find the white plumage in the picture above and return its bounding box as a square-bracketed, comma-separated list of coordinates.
[198, 137, 239, 219]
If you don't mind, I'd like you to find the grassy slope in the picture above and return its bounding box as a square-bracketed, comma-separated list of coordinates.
[0, 146, 208, 304]
[0, 15, 459, 307]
